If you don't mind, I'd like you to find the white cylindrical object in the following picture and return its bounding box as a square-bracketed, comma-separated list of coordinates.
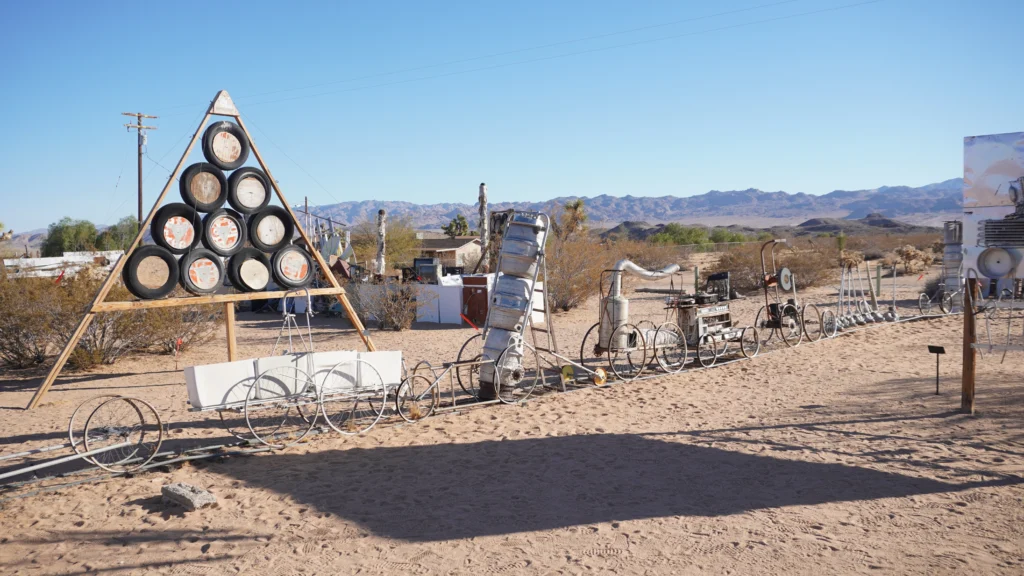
[599, 295, 629, 349]
[375, 209, 386, 276]
[479, 183, 489, 272]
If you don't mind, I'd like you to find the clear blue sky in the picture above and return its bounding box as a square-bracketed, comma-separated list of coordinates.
[1, 0, 1019, 232]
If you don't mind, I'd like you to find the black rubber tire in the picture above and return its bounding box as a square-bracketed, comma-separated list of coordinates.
[201, 208, 247, 257]
[179, 163, 228, 213]
[228, 248, 272, 292]
[179, 248, 225, 295]
[151, 203, 203, 255]
[123, 245, 179, 300]
[248, 206, 294, 252]
[227, 167, 272, 214]
[271, 245, 315, 289]
[201, 121, 250, 171]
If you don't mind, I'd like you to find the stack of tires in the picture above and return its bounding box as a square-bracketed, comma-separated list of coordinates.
[123, 121, 316, 300]
[478, 212, 548, 400]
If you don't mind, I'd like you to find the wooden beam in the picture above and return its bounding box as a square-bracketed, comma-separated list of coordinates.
[961, 278, 978, 415]
[225, 302, 237, 362]
[93, 287, 346, 312]
[234, 114, 376, 352]
[27, 106, 214, 410]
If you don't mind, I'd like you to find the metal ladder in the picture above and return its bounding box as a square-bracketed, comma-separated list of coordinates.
[527, 250, 566, 392]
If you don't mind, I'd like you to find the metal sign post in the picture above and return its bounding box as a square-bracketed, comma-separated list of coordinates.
[928, 345, 945, 395]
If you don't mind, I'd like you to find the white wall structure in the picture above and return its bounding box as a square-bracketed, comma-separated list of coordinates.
[963, 132, 1024, 295]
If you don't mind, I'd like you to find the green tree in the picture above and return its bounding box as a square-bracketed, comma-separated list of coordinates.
[441, 214, 470, 239]
[649, 223, 709, 246]
[95, 216, 139, 252]
[351, 216, 422, 269]
[836, 232, 847, 252]
[756, 231, 774, 241]
[709, 228, 749, 243]
[41, 217, 98, 257]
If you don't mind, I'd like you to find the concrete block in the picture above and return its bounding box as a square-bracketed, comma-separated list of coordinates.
[161, 483, 216, 511]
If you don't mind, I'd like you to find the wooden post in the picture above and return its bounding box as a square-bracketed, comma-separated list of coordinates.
[224, 302, 237, 362]
[961, 278, 978, 414]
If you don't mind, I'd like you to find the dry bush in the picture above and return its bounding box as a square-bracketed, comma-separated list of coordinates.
[839, 250, 865, 267]
[0, 275, 54, 368]
[846, 233, 941, 262]
[894, 244, 934, 273]
[47, 270, 152, 369]
[545, 236, 613, 312]
[143, 295, 224, 354]
[709, 242, 837, 292]
[347, 280, 421, 330]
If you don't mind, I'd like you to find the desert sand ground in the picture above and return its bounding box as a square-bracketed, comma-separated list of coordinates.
[1, 266, 1023, 575]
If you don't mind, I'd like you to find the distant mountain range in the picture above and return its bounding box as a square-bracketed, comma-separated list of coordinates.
[306, 178, 963, 230]
[1, 178, 962, 255]
[600, 213, 939, 242]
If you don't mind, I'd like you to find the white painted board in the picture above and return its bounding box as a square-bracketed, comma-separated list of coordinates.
[184, 358, 257, 409]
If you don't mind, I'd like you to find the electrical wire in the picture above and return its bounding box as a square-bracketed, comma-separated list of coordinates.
[239, 111, 345, 208]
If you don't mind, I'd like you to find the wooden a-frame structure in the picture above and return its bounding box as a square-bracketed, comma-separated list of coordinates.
[26, 90, 375, 409]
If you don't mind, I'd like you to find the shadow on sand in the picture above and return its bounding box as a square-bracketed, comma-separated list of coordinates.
[220, 432, 1020, 542]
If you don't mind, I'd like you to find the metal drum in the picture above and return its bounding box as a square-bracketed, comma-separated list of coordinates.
[499, 238, 541, 278]
[479, 328, 522, 386]
[489, 274, 533, 330]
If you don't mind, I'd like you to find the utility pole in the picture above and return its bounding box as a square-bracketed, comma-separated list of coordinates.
[122, 112, 158, 232]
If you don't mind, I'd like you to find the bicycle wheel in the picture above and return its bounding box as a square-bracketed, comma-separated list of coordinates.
[780, 304, 803, 347]
[244, 366, 318, 449]
[69, 394, 120, 456]
[455, 334, 483, 397]
[653, 322, 687, 373]
[697, 334, 718, 367]
[918, 293, 932, 315]
[801, 303, 823, 342]
[755, 306, 774, 343]
[607, 323, 647, 381]
[82, 396, 163, 472]
[820, 309, 839, 339]
[740, 327, 760, 358]
[396, 374, 438, 422]
[578, 322, 603, 375]
[319, 359, 387, 435]
[496, 342, 541, 404]
[940, 292, 954, 314]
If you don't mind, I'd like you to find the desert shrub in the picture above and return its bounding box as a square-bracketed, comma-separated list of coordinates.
[0, 275, 54, 368]
[709, 228, 750, 243]
[894, 244, 934, 273]
[48, 270, 152, 369]
[347, 280, 420, 330]
[143, 297, 224, 354]
[546, 236, 612, 311]
[839, 250, 864, 267]
[709, 241, 837, 292]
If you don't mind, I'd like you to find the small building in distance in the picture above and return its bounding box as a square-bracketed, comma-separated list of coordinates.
[418, 237, 482, 267]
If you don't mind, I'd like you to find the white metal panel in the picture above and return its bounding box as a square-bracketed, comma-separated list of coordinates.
[359, 350, 403, 389]
[184, 358, 257, 409]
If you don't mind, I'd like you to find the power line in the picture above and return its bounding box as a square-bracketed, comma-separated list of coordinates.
[238, 111, 346, 208]
[228, 0, 889, 110]
[154, 0, 805, 113]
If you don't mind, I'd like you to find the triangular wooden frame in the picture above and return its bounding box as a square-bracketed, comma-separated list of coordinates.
[27, 90, 375, 409]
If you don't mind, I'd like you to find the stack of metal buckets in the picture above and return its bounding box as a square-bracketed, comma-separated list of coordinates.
[478, 212, 548, 400]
